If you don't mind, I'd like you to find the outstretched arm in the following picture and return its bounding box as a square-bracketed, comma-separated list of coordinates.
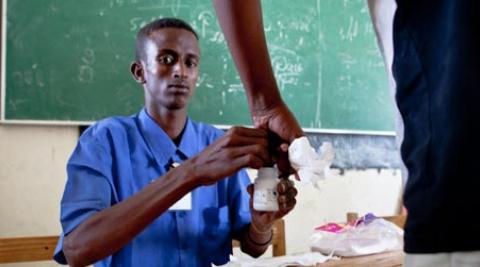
[212, 0, 304, 176]
[212, 0, 281, 115]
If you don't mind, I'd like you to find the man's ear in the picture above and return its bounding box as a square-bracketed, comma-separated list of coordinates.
[131, 61, 146, 84]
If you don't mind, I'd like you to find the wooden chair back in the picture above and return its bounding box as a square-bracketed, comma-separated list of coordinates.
[0, 235, 58, 263]
[232, 219, 286, 256]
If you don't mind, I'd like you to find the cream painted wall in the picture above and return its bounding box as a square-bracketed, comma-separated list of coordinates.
[0, 124, 78, 267]
[0, 125, 77, 235]
[1, 124, 402, 266]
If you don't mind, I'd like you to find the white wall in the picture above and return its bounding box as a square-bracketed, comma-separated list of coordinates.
[0, 124, 77, 236]
[1, 124, 402, 266]
[0, 124, 78, 267]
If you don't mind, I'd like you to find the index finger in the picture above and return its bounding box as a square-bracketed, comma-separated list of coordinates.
[227, 126, 268, 138]
[277, 179, 295, 193]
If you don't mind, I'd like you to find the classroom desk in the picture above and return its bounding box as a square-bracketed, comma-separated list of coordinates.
[314, 250, 404, 267]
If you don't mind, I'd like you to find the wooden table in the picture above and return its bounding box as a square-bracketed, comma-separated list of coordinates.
[314, 250, 404, 267]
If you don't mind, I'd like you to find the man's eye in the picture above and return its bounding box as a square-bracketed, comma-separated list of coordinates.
[159, 55, 174, 64]
[186, 60, 198, 68]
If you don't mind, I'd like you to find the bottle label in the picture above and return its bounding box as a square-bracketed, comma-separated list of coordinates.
[253, 189, 278, 211]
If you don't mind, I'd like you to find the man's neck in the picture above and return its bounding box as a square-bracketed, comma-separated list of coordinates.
[145, 106, 187, 141]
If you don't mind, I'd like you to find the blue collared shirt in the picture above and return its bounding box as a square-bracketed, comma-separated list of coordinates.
[54, 109, 252, 266]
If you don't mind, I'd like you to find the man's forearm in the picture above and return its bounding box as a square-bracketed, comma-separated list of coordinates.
[212, 0, 282, 112]
[63, 165, 198, 267]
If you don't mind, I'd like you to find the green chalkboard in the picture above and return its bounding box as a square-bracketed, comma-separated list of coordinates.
[2, 0, 395, 132]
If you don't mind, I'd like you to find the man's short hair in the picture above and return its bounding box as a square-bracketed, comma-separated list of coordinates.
[135, 17, 199, 61]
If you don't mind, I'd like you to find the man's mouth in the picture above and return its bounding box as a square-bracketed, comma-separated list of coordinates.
[168, 84, 189, 93]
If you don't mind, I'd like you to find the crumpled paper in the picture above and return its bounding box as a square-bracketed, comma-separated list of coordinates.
[288, 136, 335, 188]
[213, 252, 333, 267]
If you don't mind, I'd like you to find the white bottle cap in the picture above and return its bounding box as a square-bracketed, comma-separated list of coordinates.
[257, 167, 279, 179]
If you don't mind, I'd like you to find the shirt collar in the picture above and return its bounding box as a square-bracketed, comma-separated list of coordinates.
[138, 108, 199, 165]
[177, 117, 200, 158]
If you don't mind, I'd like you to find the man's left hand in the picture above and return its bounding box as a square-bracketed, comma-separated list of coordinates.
[247, 179, 297, 232]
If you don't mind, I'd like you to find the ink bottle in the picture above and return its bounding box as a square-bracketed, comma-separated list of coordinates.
[253, 167, 279, 211]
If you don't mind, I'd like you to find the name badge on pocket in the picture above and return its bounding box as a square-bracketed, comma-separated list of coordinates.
[168, 162, 192, 210]
[169, 192, 192, 210]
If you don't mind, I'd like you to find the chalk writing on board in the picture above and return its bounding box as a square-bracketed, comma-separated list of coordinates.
[228, 84, 244, 94]
[170, 0, 182, 16]
[32, 68, 45, 87]
[135, 0, 187, 17]
[338, 52, 357, 69]
[130, 16, 163, 32]
[12, 67, 45, 88]
[4, 0, 394, 132]
[81, 48, 95, 65]
[191, 11, 226, 45]
[339, 16, 359, 42]
[364, 21, 374, 35]
[269, 44, 304, 91]
[195, 73, 206, 88]
[276, 19, 312, 33]
[208, 31, 225, 44]
[78, 66, 93, 84]
[109, 0, 124, 8]
[78, 48, 95, 84]
[221, 91, 226, 106]
[197, 11, 214, 39]
[272, 56, 303, 91]
[49, 3, 59, 13]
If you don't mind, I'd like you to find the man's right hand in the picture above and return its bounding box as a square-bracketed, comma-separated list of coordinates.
[185, 126, 271, 186]
[212, 0, 304, 178]
[252, 101, 304, 144]
[251, 101, 304, 178]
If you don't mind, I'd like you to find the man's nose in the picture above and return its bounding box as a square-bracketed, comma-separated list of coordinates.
[173, 62, 187, 79]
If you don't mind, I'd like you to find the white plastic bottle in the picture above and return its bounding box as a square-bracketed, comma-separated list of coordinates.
[253, 167, 280, 211]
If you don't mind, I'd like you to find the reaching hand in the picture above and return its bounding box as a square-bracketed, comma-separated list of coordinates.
[252, 101, 304, 178]
[186, 126, 272, 186]
[247, 179, 297, 232]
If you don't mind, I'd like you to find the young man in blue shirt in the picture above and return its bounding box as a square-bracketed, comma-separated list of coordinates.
[54, 18, 297, 267]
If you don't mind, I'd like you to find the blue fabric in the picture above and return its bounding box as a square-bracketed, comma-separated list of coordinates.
[54, 108, 252, 267]
[393, 0, 480, 253]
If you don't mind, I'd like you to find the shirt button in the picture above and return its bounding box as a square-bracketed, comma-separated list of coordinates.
[178, 212, 185, 218]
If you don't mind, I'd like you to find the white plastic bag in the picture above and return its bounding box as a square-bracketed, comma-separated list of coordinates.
[288, 137, 335, 188]
[310, 213, 403, 257]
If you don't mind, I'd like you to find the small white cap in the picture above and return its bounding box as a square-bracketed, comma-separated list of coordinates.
[257, 167, 279, 179]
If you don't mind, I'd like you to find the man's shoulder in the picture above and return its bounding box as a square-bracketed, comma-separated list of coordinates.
[82, 115, 138, 140]
[189, 120, 225, 140]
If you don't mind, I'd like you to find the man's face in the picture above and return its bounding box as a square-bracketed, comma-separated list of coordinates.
[140, 28, 200, 111]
